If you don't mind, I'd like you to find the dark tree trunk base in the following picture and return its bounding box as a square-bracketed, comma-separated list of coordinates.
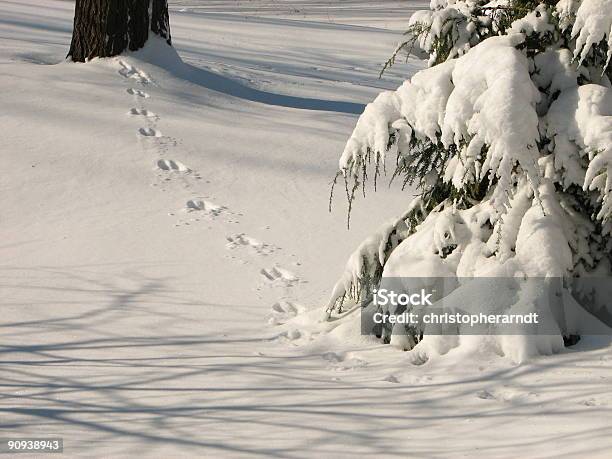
[68, 0, 171, 62]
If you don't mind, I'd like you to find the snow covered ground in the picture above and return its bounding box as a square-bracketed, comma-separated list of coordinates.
[1, 0, 612, 457]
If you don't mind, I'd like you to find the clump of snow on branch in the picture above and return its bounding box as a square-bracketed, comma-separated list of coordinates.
[547, 84, 612, 222]
[404, 3, 479, 65]
[341, 34, 542, 212]
[509, 4, 556, 36]
[563, 0, 612, 67]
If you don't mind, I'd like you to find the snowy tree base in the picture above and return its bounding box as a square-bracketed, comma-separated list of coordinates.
[321, 180, 612, 363]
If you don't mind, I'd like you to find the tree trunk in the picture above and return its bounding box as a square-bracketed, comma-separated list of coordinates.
[68, 0, 171, 62]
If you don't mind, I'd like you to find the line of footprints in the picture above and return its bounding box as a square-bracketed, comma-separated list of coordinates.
[118, 59, 303, 315]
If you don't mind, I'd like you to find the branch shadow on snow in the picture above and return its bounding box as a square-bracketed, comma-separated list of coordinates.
[127, 38, 366, 115]
[1, 264, 612, 457]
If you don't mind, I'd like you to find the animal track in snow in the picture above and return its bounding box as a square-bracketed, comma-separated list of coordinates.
[476, 390, 496, 400]
[267, 301, 301, 325]
[118, 60, 151, 84]
[322, 352, 344, 363]
[128, 108, 156, 117]
[271, 301, 298, 315]
[321, 352, 367, 371]
[335, 358, 367, 371]
[474, 386, 541, 403]
[127, 88, 150, 98]
[283, 329, 302, 341]
[157, 159, 190, 172]
[580, 398, 602, 407]
[260, 266, 299, 285]
[186, 199, 225, 216]
[270, 328, 304, 345]
[139, 127, 162, 137]
[226, 233, 277, 255]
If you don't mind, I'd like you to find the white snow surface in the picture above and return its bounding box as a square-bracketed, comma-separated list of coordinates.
[2, 0, 612, 457]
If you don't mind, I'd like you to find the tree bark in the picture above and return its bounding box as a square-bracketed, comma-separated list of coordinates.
[68, 0, 171, 62]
